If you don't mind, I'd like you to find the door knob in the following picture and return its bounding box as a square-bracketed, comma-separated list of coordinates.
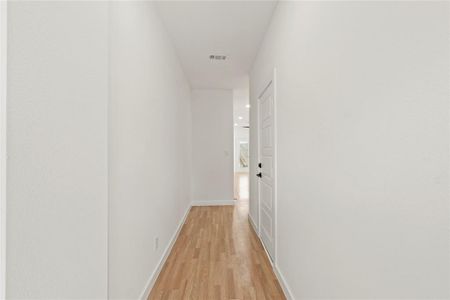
[256, 172, 262, 178]
[258, 163, 262, 168]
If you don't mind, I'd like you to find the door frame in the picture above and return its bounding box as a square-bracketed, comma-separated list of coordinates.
[256, 68, 277, 265]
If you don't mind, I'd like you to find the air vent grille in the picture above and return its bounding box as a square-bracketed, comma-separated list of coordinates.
[209, 55, 227, 60]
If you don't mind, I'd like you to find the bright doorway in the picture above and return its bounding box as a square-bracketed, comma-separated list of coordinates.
[233, 88, 250, 201]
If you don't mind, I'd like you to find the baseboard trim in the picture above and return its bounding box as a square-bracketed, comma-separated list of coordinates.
[191, 200, 235, 206]
[248, 213, 258, 233]
[274, 264, 295, 300]
[138, 201, 290, 300]
[138, 205, 191, 300]
[248, 214, 294, 300]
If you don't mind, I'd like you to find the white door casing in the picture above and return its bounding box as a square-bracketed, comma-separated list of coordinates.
[257, 74, 276, 262]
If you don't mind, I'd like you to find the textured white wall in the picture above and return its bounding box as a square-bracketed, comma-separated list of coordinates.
[250, 2, 450, 298]
[7, 2, 109, 298]
[108, 2, 192, 298]
[0, 2, 7, 297]
[191, 89, 234, 202]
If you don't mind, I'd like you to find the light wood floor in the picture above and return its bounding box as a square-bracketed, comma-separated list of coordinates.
[234, 172, 249, 201]
[148, 203, 286, 299]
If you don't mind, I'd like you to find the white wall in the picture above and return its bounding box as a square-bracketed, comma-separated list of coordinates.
[109, 2, 192, 299]
[233, 87, 250, 125]
[7, 2, 193, 298]
[191, 89, 234, 202]
[7, 2, 109, 298]
[0, 2, 7, 298]
[250, 2, 450, 299]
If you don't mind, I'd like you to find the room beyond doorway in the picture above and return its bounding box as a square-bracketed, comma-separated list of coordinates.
[234, 172, 249, 200]
[233, 88, 250, 201]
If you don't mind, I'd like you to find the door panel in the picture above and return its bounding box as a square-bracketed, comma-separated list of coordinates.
[261, 156, 273, 180]
[260, 181, 272, 210]
[261, 209, 273, 239]
[258, 80, 275, 261]
[261, 125, 273, 154]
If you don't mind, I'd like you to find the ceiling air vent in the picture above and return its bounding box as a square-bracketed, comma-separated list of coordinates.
[209, 55, 227, 60]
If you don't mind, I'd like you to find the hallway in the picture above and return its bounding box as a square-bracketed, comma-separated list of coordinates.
[3, 1, 450, 299]
[149, 203, 285, 299]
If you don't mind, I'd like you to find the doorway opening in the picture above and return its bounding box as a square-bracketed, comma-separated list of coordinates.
[233, 88, 250, 202]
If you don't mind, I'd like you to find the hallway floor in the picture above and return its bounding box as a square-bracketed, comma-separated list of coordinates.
[234, 172, 249, 201]
[149, 203, 286, 299]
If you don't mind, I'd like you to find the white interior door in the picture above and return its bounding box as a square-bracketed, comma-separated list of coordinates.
[257, 79, 275, 261]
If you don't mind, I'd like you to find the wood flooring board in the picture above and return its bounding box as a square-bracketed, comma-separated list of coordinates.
[148, 204, 286, 300]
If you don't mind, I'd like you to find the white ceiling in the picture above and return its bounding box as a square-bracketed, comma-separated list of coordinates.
[155, 1, 277, 89]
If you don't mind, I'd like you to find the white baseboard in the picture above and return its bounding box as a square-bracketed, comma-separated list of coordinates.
[138, 200, 234, 299]
[248, 213, 258, 233]
[138, 201, 293, 300]
[248, 214, 294, 300]
[274, 264, 295, 300]
[191, 200, 235, 206]
[138, 205, 191, 300]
